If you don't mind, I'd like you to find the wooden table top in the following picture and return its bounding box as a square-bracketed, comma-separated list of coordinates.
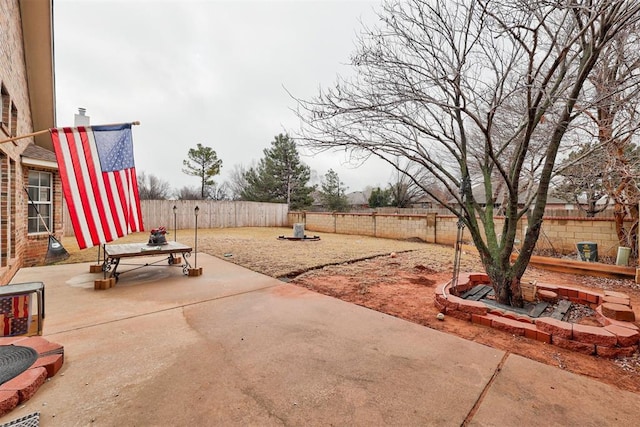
[104, 242, 192, 258]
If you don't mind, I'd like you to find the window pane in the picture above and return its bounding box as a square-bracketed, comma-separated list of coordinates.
[39, 188, 50, 202]
[28, 172, 39, 186]
[38, 204, 50, 217]
[40, 216, 50, 231]
[28, 204, 37, 218]
[40, 173, 50, 187]
[28, 218, 38, 233]
[28, 187, 38, 201]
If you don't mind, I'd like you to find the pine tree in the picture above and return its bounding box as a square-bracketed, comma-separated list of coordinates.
[242, 134, 315, 210]
[368, 187, 391, 208]
[182, 143, 223, 199]
[319, 169, 349, 211]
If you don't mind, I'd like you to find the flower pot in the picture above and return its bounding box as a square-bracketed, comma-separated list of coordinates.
[148, 233, 168, 246]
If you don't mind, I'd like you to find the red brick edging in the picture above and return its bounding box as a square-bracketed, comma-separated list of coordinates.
[434, 273, 639, 358]
[0, 336, 64, 417]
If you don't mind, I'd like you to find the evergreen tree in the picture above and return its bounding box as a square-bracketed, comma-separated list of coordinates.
[182, 143, 223, 199]
[368, 187, 391, 208]
[242, 134, 314, 210]
[319, 169, 349, 211]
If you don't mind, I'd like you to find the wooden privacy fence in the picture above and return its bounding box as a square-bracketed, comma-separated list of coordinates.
[62, 200, 289, 236]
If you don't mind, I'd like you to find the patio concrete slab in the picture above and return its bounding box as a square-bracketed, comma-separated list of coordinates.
[1, 253, 640, 426]
[470, 353, 640, 426]
[9, 253, 278, 334]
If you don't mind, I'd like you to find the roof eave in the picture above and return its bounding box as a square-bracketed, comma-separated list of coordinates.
[20, 0, 56, 150]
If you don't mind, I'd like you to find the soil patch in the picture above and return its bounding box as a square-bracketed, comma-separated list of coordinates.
[60, 227, 640, 393]
[292, 253, 640, 393]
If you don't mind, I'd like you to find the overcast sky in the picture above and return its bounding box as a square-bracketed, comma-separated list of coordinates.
[53, 0, 394, 195]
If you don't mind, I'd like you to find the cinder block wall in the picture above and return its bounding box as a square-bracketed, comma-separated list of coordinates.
[335, 213, 374, 236]
[304, 212, 336, 233]
[290, 212, 633, 258]
[530, 217, 627, 257]
[374, 214, 437, 242]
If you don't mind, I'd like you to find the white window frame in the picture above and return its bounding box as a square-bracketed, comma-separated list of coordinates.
[27, 171, 52, 234]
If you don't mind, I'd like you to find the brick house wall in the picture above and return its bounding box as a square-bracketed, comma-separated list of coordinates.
[0, 0, 59, 282]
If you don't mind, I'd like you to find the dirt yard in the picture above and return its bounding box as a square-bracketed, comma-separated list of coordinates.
[61, 227, 640, 393]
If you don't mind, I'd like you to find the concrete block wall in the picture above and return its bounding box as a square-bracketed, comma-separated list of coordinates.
[335, 213, 374, 236]
[305, 213, 336, 233]
[434, 215, 459, 246]
[290, 212, 635, 259]
[374, 214, 436, 242]
[536, 217, 625, 257]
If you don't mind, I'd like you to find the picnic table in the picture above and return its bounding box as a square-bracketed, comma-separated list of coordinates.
[102, 242, 193, 282]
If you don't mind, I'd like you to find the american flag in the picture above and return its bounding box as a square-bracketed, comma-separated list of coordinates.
[0, 295, 30, 336]
[51, 124, 144, 249]
[10, 317, 29, 335]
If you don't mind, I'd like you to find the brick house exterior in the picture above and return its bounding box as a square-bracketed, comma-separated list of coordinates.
[0, 0, 58, 283]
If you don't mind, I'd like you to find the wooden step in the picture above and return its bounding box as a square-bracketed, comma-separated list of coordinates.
[550, 299, 572, 320]
[461, 285, 493, 301]
[528, 302, 549, 318]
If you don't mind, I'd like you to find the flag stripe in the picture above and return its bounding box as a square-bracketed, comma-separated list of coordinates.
[78, 127, 109, 244]
[51, 128, 88, 249]
[80, 127, 114, 243]
[65, 127, 101, 246]
[51, 124, 144, 249]
[1, 315, 9, 336]
[130, 168, 143, 230]
[12, 295, 29, 318]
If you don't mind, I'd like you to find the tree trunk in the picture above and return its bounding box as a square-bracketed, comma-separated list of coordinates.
[483, 262, 524, 307]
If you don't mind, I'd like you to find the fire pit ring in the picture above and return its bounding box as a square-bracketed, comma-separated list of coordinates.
[277, 235, 321, 241]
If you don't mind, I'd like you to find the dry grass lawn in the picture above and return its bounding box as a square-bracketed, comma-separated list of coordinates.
[59, 226, 483, 278]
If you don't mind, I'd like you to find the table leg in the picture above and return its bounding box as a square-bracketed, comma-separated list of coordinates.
[182, 252, 192, 275]
[108, 258, 121, 281]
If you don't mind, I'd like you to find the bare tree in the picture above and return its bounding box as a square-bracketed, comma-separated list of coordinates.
[295, 0, 640, 307]
[389, 175, 424, 208]
[227, 164, 247, 200]
[209, 182, 230, 201]
[553, 143, 610, 217]
[174, 186, 202, 200]
[137, 171, 172, 200]
[583, 26, 640, 257]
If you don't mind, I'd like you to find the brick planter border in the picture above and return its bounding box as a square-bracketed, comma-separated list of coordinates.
[434, 273, 639, 358]
[0, 336, 64, 417]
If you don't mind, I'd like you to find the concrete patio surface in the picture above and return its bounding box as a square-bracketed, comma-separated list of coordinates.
[1, 253, 640, 426]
